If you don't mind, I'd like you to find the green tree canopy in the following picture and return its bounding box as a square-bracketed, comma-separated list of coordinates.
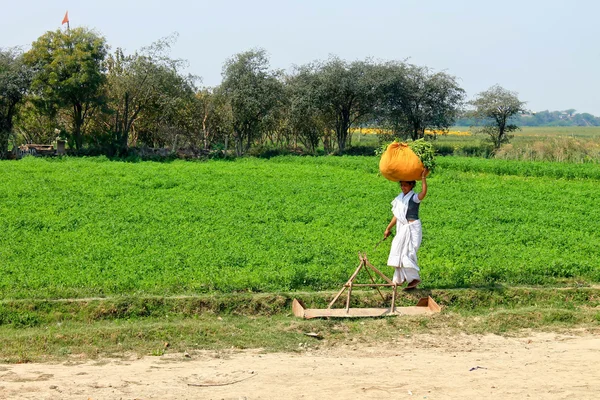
[285, 67, 326, 154]
[381, 63, 465, 140]
[221, 49, 284, 156]
[0, 48, 32, 159]
[190, 87, 232, 151]
[104, 34, 196, 154]
[24, 27, 108, 150]
[309, 57, 381, 153]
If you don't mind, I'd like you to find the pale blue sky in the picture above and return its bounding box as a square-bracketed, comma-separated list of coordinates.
[2, 0, 599, 114]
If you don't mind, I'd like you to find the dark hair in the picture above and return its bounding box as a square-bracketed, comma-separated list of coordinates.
[400, 180, 416, 188]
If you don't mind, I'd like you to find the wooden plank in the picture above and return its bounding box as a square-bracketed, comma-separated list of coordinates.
[303, 308, 393, 319]
[292, 298, 305, 318]
[301, 306, 438, 319]
[393, 306, 438, 316]
[347, 283, 396, 287]
[416, 296, 442, 312]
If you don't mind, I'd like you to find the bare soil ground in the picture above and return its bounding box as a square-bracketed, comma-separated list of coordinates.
[1, 330, 599, 400]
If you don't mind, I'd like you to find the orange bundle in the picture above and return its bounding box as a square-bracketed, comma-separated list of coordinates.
[379, 142, 426, 182]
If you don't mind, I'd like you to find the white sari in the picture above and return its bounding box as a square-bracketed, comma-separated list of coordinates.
[387, 190, 422, 284]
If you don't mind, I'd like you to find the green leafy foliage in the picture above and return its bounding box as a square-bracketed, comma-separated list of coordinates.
[24, 27, 108, 150]
[407, 139, 436, 171]
[0, 156, 599, 300]
[0, 48, 33, 158]
[380, 63, 465, 141]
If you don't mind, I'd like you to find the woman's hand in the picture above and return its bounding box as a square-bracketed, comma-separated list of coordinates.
[418, 169, 428, 200]
[385, 217, 396, 237]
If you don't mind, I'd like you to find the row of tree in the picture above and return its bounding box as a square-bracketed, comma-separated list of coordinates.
[1, 26, 524, 159]
[457, 109, 600, 127]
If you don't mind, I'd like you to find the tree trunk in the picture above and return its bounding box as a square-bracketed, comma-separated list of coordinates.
[130, 125, 138, 147]
[246, 130, 252, 152]
[0, 104, 15, 159]
[411, 120, 420, 141]
[120, 92, 130, 153]
[233, 130, 243, 156]
[496, 115, 507, 149]
[202, 110, 208, 150]
[0, 128, 11, 159]
[73, 103, 84, 151]
[336, 112, 351, 153]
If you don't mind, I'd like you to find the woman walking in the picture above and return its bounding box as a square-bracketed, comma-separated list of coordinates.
[384, 169, 428, 290]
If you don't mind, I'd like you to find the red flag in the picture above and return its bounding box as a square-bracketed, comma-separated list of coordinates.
[62, 11, 69, 25]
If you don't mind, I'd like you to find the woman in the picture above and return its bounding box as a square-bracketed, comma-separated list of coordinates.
[384, 168, 428, 290]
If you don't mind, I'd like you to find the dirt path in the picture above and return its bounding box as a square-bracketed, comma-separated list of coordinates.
[1, 331, 599, 400]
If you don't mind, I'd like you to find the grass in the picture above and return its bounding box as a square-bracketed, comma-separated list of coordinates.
[2, 129, 600, 363]
[1, 155, 600, 299]
[1, 287, 599, 362]
[510, 126, 600, 138]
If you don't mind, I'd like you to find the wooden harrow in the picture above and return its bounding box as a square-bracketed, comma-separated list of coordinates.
[292, 252, 440, 319]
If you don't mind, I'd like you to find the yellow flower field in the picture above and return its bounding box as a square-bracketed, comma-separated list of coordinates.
[350, 128, 471, 136]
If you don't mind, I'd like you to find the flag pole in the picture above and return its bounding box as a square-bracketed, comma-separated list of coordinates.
[62, 11, 70, 31]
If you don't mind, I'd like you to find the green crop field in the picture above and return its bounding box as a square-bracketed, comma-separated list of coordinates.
[350, 126, 600, 162]
[352, 126, 600, 145]
[1, 155, 599, 300]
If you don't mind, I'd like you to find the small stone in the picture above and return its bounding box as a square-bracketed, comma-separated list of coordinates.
[303, 332, 322, 339]
[49, 385, 58, 389]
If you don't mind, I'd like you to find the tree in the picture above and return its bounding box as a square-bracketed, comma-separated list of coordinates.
[180, 87, 233, 151]
[0, 48, 32, 159]
[310, 57, 381, 153]
[24, 27, 108, 151]
[381, 63, 465, 140]
[131, 73, 196, 150]
[221, 49, 284, 156]
[470, 85, 526, 149]
[285, 69, 323, 154]
[573, 113, 598, 127]
[104, 34, 196, 154]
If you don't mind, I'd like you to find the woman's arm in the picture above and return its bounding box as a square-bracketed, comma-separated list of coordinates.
[384, 216, 397, 238]
[418, 169, 428, 201]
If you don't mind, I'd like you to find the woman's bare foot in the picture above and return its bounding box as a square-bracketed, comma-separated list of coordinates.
[403, 279, 421, 291]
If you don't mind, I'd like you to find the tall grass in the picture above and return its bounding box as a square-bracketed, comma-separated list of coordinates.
[495, 137, 600, 163]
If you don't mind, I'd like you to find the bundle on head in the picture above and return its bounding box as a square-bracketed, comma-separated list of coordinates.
[378, 139, 435, 182]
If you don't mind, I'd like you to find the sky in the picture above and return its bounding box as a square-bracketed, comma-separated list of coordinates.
[2, 0, 599, 115]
